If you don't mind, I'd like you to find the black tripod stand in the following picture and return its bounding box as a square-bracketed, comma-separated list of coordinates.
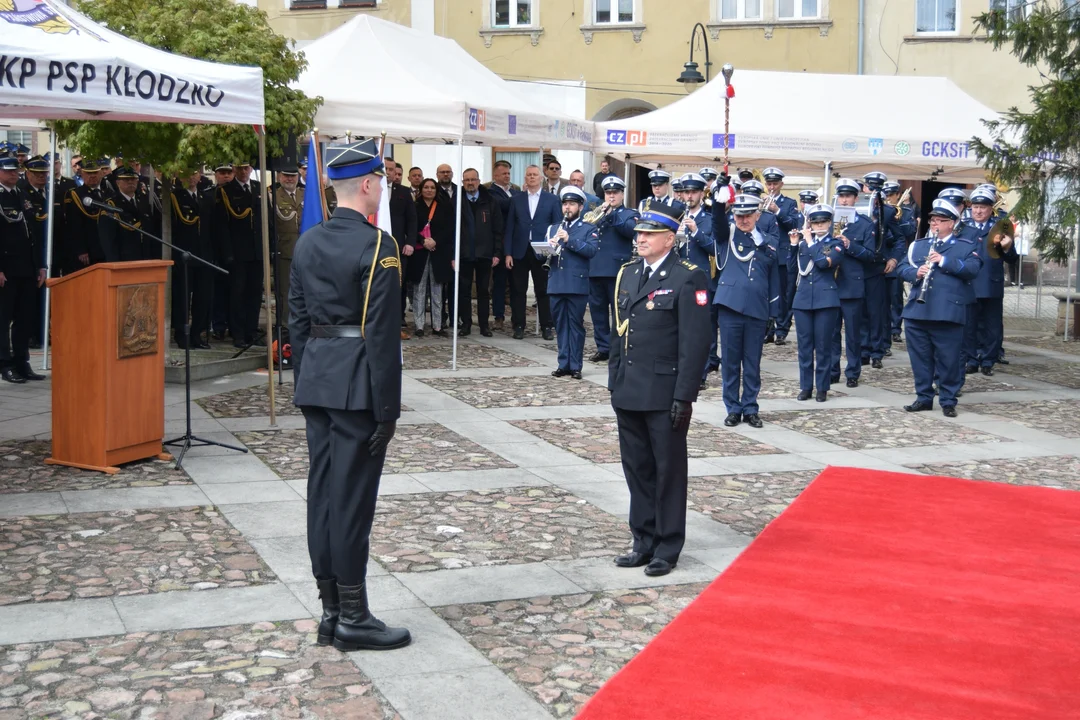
[99, 206, 248, 470]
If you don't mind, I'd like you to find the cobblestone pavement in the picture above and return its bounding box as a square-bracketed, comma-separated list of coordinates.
[0, 441, 190, 495]
[237, 425, 516, 479]
[765, 408, 1007, 450]
[0, 621, 400, 719]
[510, 418, 781, 464]
[998, 362, 1080, 389]
[966, 399, 1080, 438]
[418, 375, 611, 409]
[403, 341, 542, 370]
[198, 385, 411, 418]
[435, 584, 707, 718]
[1005, 334, 1080, 356]
[0, 507, 274, 606]
[687, 471, 821, 537]
[539, 340, 600, 360]
[905, 455, 1080, 491]
[698, 372, 847, 401]
[858, 366, 1022, 395]
[371, 487, 629, 573]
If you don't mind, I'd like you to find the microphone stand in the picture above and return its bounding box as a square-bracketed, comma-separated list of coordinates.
[97, 205, 248, 469]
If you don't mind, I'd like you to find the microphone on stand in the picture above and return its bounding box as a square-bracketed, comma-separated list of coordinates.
[82, 195, 132, 217]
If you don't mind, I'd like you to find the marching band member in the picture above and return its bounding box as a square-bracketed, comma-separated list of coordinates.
[884, 181, 917, 347]
[700, 168, 719, 205]
[588, 176, 639, 363]
[829, 180, 877, 388]
[938, 188, 968, 229]
[897, 199, 982, 418]
[638, 170, 684, 216]
[859, 172, 905, 369]
[961, 186, 1016, 376]
[761, 168, 802, 345]
[679, 173, 718, 387]
[788, 205, 843, 402]
[711, 191, 780, 429]
[547, 186, 599, 380]
[797, 189, 819, 216]
[671, 176, 685, 206]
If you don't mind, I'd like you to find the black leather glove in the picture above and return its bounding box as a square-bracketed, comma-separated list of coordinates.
[718, 173, 731, 187]
[670, 400, 692, 432]
[368, 421, 397, 456]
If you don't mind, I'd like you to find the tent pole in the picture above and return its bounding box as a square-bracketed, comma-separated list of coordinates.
[42, 129, 57, 371]
[822, 161, 831, 201]
[537, 146, 544, 337]
[623, 154, 631, 208]
[258, 129, 277, 425]
[452, 142, 464, 370]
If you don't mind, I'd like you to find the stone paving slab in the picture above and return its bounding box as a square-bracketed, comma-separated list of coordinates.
[418, 375, 612, 409]
[0, 493, 65, 519]
[509, 418, 781, 465]
[0, 440, 191, 495]
[404, 341, 543, 370]
[197, 383, 412, 419]
[539, 340, 600, 360]
[764, 407, 1007, 450]
[999, 362, 1080, 389]
[698, 371, 847, 401]
[434, 584, 708, 718]
[905, 455, 1080, 491]
[965, 399, 1080, 438]
[687, 471, 821, 537]
[1004, 335, 1080, 356]
[0, 506, 274, 606]
[370, 487, 629, 573]
[374, 666, 553, 720]
[858, 366, 1022, 395]
[237, 425, 516, 479]
[0, 597, 124, 646]
[0, 620, 401, 719]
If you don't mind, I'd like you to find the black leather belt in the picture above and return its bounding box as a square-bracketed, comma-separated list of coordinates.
[310, 325, 363, 338]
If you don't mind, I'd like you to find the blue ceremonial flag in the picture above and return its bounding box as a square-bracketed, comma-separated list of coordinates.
[299, 138, 325, 235]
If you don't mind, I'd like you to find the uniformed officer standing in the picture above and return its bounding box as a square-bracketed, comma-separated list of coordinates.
[962, 186, 1015, 376]
[859, 171, 905, 368]
[213, 165, 262, 347]
[760, 168, 803, 345]
[829, 178, 875, 386]
[897, 199, 982, 417]
[670, 176, 685, 206]
[0, 156, 46, 384]
[18, 157, 57, 347]
[587, 176, 638, 363]
[171, 170, 212, 349]
[788, 205, 843, 401]
[677, 173, 717, 388]
[290, 139, 410, 652]
[609, 200, 711, 577]
[274, 167, 305, 322]
[712, 192, 781, 429]
[638, 170, 685, 217]
[884, 181, 917, 347]
[546, 186, 599, 379]
[98, 167, 158, 261]
[63, 157, 108, 272]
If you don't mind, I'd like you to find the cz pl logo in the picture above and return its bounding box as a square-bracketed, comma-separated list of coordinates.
[468, 108, 486, 131]
[869, 138, 883, 156]
[607, 129, 627, 145]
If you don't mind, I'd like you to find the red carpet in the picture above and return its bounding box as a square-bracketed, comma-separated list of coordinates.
[576, 467, 1080, 720]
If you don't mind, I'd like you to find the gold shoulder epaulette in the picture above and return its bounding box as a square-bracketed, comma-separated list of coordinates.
[681, 260, 698, 270]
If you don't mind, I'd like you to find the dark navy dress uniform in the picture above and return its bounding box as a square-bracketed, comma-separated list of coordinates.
[290, 140, 410, 652]
[789, 206, 843, 397]
[637, 170, 685, 218]
[858, 173, 904, 363]
[829, 208, 876, 383]
[712, 193, 780, 425]
[588, 176, 638, 357]
[546, 187, 599, 376]
[961, 188, 1015, 373]
[888, 195, 918, 341]
[898, 200, 982, 414]
[757, 168, 803, 342]
[677, 174, 717, 380]
[609, 202, 711, 572]
[0, 157, 44, 383]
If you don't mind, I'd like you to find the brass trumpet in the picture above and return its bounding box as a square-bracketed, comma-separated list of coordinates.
[582, 202, 610, 225]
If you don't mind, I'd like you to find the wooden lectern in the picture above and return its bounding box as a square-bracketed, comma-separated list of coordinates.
[45, 260, 174, 473]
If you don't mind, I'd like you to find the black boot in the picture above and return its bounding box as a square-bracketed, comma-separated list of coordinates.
[316, 579, 339, 647]
[333, 583, 411, 652]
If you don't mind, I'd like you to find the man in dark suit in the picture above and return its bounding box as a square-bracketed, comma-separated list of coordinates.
[385, 159, 416, 337]
[485, 160, 518, 330]
[98, 166, 157, 262]
[213, 167, 262, 348]
[458, 168, 503, 337]
[0, 155, 46, 383]
[609, 200, 711, 577]
[290, 139, 410, 653]
[504, 164, 560, 340]
[172, 170, 212, 349]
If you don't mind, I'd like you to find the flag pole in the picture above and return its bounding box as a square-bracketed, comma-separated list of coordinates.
[312, 130, 328, 222]
[256, 125, 276, 426]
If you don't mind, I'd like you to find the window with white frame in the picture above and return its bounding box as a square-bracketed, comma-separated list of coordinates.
[777, 0, 819, 19]
[492, 0, 534, 27]
[916, 0, 957, 32]
[595, 0, 635, 23]
[719, 0, 762, 20]
[989, 0, 1029, 24]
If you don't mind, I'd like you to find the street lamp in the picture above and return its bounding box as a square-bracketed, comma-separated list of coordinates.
[677, 22, 711, 92]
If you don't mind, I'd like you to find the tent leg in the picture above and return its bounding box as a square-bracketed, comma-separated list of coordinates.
[257, 130, 277, 425]
[822, 161, 832, 202]
[537, 146, 544, 337]
[452, 142, 464, 370]
[42, 130, 57, 371]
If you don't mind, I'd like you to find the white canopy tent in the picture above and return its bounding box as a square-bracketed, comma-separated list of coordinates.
[297, 14, 596, 368]
[594, 70, 1001, 185]
[0, 0, 273, 419]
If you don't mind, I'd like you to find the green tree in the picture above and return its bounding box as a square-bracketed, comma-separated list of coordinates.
[971, 2, 1080, 263]
[55, 0, 320, 173]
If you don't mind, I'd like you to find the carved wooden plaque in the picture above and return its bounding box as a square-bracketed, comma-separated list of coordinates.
[117, 284, 158, 358]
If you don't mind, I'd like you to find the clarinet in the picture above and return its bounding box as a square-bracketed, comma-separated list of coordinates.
[915, 231, 939, 304]
[544, 213, 571, 270]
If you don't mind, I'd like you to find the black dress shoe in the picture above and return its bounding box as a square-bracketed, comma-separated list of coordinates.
[542, 327, 555, 341]
[723, 413, 741, 427]
[744, 413, 763, 428]
[846, 377, 858, 388]
[861, 357, 870, 366]
[942, 405, 958, 418]
[414, 329, 424, 337]
[644, 558, 675, 577]
[998, 357, 1010, 365]
[774, 336, 787, 345]
[614, 552, 652, 568]
[480, 328, 493, 337]
[196, 342, 211, 350]
[458, 328, 471, 338]
[552, 368, 570, 378]
[589, 351, 609, 363]
[797, 389, 812, 401]
[512, 328, 525, 339]
[871, 358, 883, 369]
[884, 348, 892, 357]
[980, 366, 994, 376]
[964, 365, 977, 374]
[892, 333, 903, 344]
[699, 380, 708, 392]
[16, 367, 45, 381]
[764, 334, 775, 345]
[830, 375, 841, 384]
[904, 400, 933, 412]
[570, 371, 582, 380]
[1, 369, 26, 384]
[815, 391, 827, 402]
